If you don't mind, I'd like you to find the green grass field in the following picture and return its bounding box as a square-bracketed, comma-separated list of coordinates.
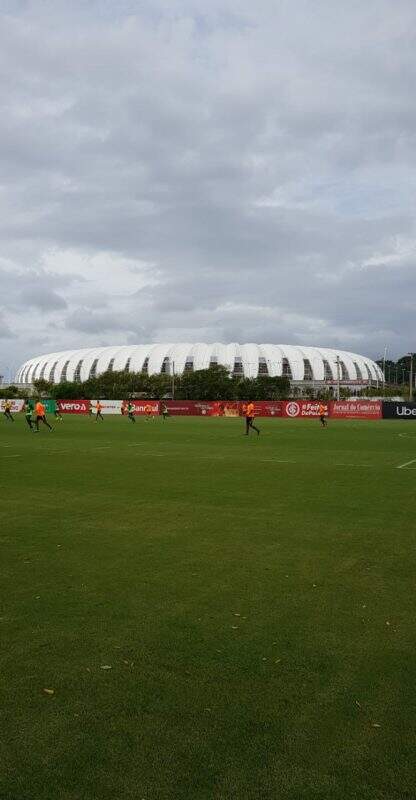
[1, 413, 416, 800]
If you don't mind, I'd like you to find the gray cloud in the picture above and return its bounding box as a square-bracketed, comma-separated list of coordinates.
[19, 286, 67, 311]
[64, 308, 134, 335]
[0, 311, 15, 340]
[1, 0, 416, 376]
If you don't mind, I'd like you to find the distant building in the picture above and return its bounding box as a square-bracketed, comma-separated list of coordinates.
[16, 344, 384, 389]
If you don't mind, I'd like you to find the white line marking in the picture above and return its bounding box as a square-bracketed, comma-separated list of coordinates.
[260, 459, 295, 463]
[397, 458, 416, 469]
[333, 463, 374, 468]
[0, 454, 21, 458]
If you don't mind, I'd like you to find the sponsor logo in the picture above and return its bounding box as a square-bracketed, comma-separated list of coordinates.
[59, 401, 88, 412]
[301, 403, 322, 416]
[0, 399, 24, 412]
[397, 406, 416, 416]
[286, 402, 300, 417]
[331, 400, 381, 418]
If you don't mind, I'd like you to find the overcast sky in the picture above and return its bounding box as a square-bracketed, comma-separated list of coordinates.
[1, 0, 415, 377]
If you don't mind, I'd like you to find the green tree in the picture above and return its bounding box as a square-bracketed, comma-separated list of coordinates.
[50, 381, 83, 399]
[33, 378, 53, 396]
[178, 366, 237, 400]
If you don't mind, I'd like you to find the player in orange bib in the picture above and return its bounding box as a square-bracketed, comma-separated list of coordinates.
[95, 401, 104, 421]
[244, 402, 260, 436]
[144, 404, 152, 420]
[3, 400, 14, 422]
[35, 400, 53, 431]
[319, 402, 328, 427]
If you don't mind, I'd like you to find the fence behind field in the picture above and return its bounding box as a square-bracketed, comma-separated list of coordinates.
[5, 398, 416, 419]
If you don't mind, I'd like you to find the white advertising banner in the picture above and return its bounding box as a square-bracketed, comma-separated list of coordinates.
[92, 399, 123, 415]
[0, 399, 25, 412]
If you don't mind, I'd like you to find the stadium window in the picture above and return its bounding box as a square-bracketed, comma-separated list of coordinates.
[258, 358, 269, 375]
[39, 362, 48, 380]
[31, 362, 40, 381]
[303, 359, 313, 380]
[354, 362, 363, 381]
[233, 358, 244, 375]
[49, 361, 58, 382]
[107, 358, 115, 372]
[60, 360, 70, 382]
[365, 363, 372, 382]
[124, 357, 131, 372]
[209, 357, 218, 368]
[142, 357, 149, 374]
[323, 360, 333, 380]
[160, 357, 170, 374]
[339, 360, 349, 380]
[73, 359, 83, 382]
[282, 358, 292, 378]
[89, 358, 98, 379]
[184, 357, 194, 372]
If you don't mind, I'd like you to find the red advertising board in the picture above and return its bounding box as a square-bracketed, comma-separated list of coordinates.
[164, 400, 241, 416]
[129, 400, 160, 416]
[281, 400, 328, 418]
[54, 398, 382, 419]
[58, 399, 90, 414]
[164, 401, 197, 415]
[330, 400, 382, 419]
[240, 401, 283, 417]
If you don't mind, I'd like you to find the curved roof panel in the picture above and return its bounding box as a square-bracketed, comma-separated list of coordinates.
[15, 344, 384, 384]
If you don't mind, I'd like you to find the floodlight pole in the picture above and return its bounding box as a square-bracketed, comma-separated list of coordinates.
[336, 355, 340, 400]
[382, 345, 387, 396]
[408, 353, 414, 401]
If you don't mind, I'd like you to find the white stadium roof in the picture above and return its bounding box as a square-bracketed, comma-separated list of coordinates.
[16, 344, 384, 384]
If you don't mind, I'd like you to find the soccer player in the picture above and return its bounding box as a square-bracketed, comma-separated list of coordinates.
[319, 402, 328, 427]
[3, 400, 14, 422]
[144, 404, 152, 420]
[35, 400, 53, 431]
[127, 401, 135, 423]
[54, 404, 63, 422]
[244, 401, 260, 435]
[161, 403, 169, 421]
[23, 400, 34, 430]
[95, 400, 104, 421]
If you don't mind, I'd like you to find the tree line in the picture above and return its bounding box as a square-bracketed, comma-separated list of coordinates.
[2, 357, 411, 401]
[375, 355, 415, 386]
[7, 365, 288, 401]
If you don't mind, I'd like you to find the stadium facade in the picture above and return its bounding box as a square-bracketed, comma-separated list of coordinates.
[16, 344, 384, 387]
